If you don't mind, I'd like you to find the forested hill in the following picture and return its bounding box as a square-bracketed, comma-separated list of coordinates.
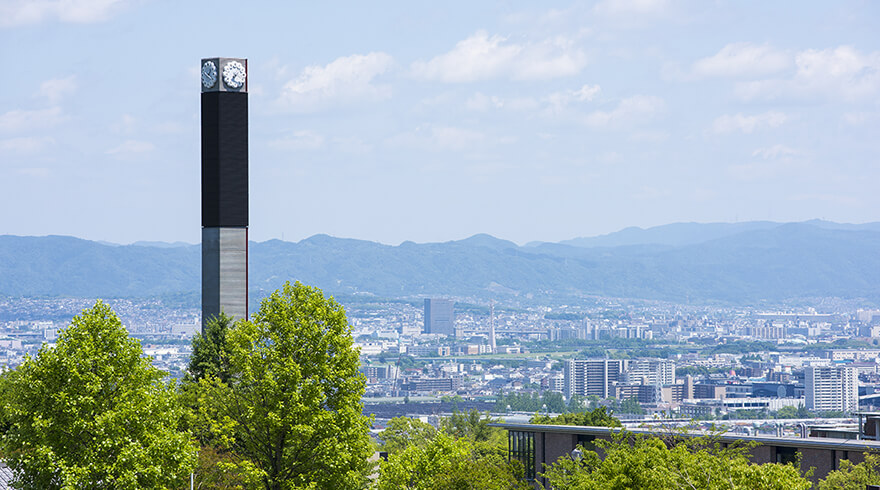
[3, 221, 880, 304]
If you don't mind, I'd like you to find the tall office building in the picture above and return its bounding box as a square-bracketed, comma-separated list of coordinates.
[805, 366, 858, 412]
[424, 299, 455, 336]
[564, 359, 627, 399]
[200, 58, 248, 329]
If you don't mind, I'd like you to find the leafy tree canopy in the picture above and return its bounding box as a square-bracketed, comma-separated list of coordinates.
[186, 311, 234, 383]
[819, 452, 880, 490]
[379, 417, 437, 455]
[377, 432, 530, 490]
[541, 431, 811, 490]
[0, 301, 196, 489]
[530, 406, 622, 427]
[194, 281, 373, 490]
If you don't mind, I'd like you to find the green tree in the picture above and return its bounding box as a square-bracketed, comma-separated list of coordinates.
[775, 405, 798, 419]
[195, 282, 373, 490]
[530, 406, 622, 427]
[0, 370, 11, 456]
[541, 431, 811, 490]
[377, 432, 529, 490]
[0, 301, 196, 489]
[186, 312, 234, 383]
[619, 397, 645, 415]
[440, 409, 508, 460]
[379, 417, 437, 455]
[441, 409, 495, 442]
[818, 452, 880, 489]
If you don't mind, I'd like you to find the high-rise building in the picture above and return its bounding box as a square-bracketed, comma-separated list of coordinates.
[564, 359, 627, 399]
[623, 359, 676, 386]
[805, 366, 858, 412]
[424, 299, 454, 336]
[200, 58, 249, 329]
[488, 302, 496, 353]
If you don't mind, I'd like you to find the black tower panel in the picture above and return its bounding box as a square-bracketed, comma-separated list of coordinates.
[201, 91, 248, 227]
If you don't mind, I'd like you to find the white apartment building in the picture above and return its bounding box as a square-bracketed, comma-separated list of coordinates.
[624, 359, 675, 386]
[805, 366, 858, 412]
[564, 358, 675, 399]
[564, 359, 626, 399]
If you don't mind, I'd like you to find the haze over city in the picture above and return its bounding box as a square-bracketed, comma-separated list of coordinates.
[2, 0, 878, 246]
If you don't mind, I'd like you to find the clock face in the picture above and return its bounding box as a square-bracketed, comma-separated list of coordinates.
[223, 61, 246, 89]
[201, 61, 217, 89]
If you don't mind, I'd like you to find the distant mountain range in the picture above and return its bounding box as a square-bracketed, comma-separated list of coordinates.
[3, 220, 880, 305]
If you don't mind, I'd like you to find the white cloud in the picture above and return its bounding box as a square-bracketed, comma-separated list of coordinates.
[268, 130, 325, 151]
[712, 112, 787, 134]
[465, 84, 599, 116]
[583, 95, 664, 128]
[544, 84, 600, 115]
[692, 43, 790, 78]
[411, 31, 587, 82]
[0, 107, 65, 133]
[752, 144, 802, 160]
[729, 144, 806, 181]
[277, 52, 394, 112]
[594, 0, 671, 17]
[105, 140, 155, 155]
[111, 114, 137, 134]
[0, 136, 55, 154]
[736, 46, 880, 102]
[464, 92, 540, 112]
[465, 93, 504, 112]
[0, 0, 129, 27]
[387, 125, 486, 152]
[592, 0, 674, 27]
[37, 75, 77, 102]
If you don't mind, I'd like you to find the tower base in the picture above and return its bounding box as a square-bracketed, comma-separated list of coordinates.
[202, 227, 248, 329]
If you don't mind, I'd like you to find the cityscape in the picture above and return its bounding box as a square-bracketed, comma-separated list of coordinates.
[2, 0, 880, 488]
[4, 293, 880, 431]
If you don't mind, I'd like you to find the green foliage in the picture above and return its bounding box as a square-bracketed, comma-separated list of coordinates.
[0, 301, 196, 489]
[818, 452, 880, 490]
[617, 397, 646, 415]
[774, 405, 798, 419]
[193, 282, 373, 490]
[186, 312, 234, 383]
[0, 370, 11, 456]
[530, 407, 622, 427]
[541, 431, 811, 490]
[770, 404, 809, 419]
[495, 390, 566, 413]
[379, 417, 437, 455]
[377, 432, 530, 490]
[191, 445, 255, 490]
[676, 366, 725, 378]
[441, 410, 496, 442]
[707, 341, 775, 355]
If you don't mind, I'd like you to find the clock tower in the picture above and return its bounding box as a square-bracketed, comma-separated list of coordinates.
[200, 57, 248, 329]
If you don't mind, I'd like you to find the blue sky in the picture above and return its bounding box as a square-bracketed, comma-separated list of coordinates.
[1, 0, 878, 245]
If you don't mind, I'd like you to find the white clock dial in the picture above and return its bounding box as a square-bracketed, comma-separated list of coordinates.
[201, 61, 217, 89]
[223, 61, 246, 89]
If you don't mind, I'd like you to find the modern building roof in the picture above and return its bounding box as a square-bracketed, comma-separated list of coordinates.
[491, 422, 880, 452]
